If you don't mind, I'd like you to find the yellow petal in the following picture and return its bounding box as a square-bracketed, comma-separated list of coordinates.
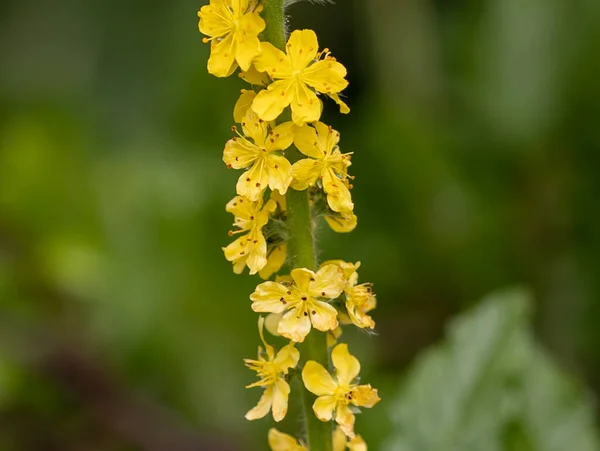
[259, 244, 287, 280]
[207, 34, 238, 77]
[254, 42, 293, 78]
[291, 158, 323, 190]
[268, 428, 307, 451]
[328, 92, 351, 114]
[302, 361, 337, 396]
[272, 378, 291, 422]
[268, 121, 296, 151]
[331, 343, 360, 386]
[312, 395, 337, 421]
[225, 195, 256, 222]
[252, 79, 295, 122]
[290, 81, 322, 125]
[325, 212, 357, 233]
[303, 59, 349, 93]
[290, 268, 317, 293]
[293, 124, 325, 159]
[320, 260, 360, 280]
[327, 326, 343, 348]
[233, 90, 257, 123]
[251, 281, 292, 314]
[310, 264, 345, 299]
[266, 155, 293, 195]
[235, 33, 261, 72]
[198, 3, 231, 37]
[274, 343, 300, 371]
[323, 169, 354, 213]
[241, 109, 269, 146]
[246, 230, 268, 275]
[314, 121, 340, 151]
[240, 65, 271, 86]
[348, 435, 367, 451]
[278, 308, 312, 342]
[264, 313, 283, 336]
[352, 385, 380, 408]
[223, 137, 259, 169]
[336, 404, 356, 438]
[245, 385, 273, 420]
[286, 29, 319, 70]
[309, 300, 339, 332]
[236, 160, 269, 201]
[333, 427, 347, 451]
[230, 0, 248, 16]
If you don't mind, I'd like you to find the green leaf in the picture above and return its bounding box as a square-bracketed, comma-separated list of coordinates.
[386, 287, 600, 451]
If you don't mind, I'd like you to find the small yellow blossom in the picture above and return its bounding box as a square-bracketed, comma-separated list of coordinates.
[302, 343, 380, 438]
[292, 122, 354, 213]
[245, 317, 300, 422]
[324, 261, 376, 329]
[224, 110, 295, 201]
[250, 264, 345, 342]
[334, 427, 367, 451]
[268, 428, 307, 451]
[325, 211, 357, 233]
[252, 29, 349, 124]
[198, 0, 265, 77]
[222, 195, 276, 274]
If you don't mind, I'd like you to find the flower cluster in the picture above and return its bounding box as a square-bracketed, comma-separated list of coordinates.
[198, 0, 379, 448]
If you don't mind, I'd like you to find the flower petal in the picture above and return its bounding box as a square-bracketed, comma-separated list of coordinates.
[293, 124, 325, 159]
[323, 169, 354, 213]
[240, 66, 271, 86]
[236, 160, 269, 201]
[272, 378, 291, 422]
[252, 79, 295, 122]
[286, 29, 319, 71]
[245, 385, 273, 420]
[291, 158, 323, 190]
[274, 342, 300, 371]
[223, 137, 259, 169]
[352, 385, 380, 408]
[302, 361, 337, 396]
[333, 427, 347, 451]
[312, 395, 337, 421]
[246, 229, 268, 275]
[331, 343, 360, 386]
[290, 268, 317, 293]
[259, 244, 287, 280]
[278, 308, 312, 342]
[309, 300, 339, 332]
[207, 34, 238, 77]
[254, 42, 293, 78]
[268, 121, 296, 151]
[198, 3, 231, 37]
[348, 435, 367, 451]
[310, 264, 345, 299]
[268, 428, 306, 451]
[266, 155, 293, 195]
[235, 33, 261, 72]
[290, 81, 322, 125]
[302, 59, 349, 94]
[336, 403, 356, 438]
[325, 212, 357, 233]
[251, 281, 291, 314]
[233, 89, 257, 123]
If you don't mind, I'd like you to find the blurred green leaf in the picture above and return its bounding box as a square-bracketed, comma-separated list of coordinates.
[386, 288, 600, 451]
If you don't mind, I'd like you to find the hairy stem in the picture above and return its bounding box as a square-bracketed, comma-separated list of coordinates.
[262, 2, 333, 450]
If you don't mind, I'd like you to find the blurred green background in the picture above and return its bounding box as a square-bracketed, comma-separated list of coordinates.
[1, 0, 600, 449]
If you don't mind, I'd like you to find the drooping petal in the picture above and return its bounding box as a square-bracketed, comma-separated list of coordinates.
[312, 395, 337, 422]
[233, 89, 257, 123]
[294, 124, 325, 159]
[246, 229, 268, 275]
[251, 281, 292, 314]
[325, 212, 357, 233]
[328, 92, 351, 114]
[274, 343, 300, 371]
[333, 427, 347, 451]
[223, 137, 259, 169]
[291, 158, 323, 190]
[207, 33, 238, 77]
[348, 435, 367, 451]
[266, 154, 293, 195]
[302, 361, 337, 396]
[286, 29, 319, 71]
[253, 42, 293, 78]
[278, 307, 312, 342]
[352, 385, 380, 408]
[236, 160, 269, 201]
[302, 59, 349, 94]
[240, 66, 271, 86]
[290, 81, 322, 125]
[310, 264, 345, 299]
[335, 403, 356, 438]
[322, 168, 354, 213]
[331, 343, 360, 386]
[245, 385, 273, 420]
[259, 244, 287, 280]
[309, 300, 339, 332]
[252, 79, 295, 122]
[268, 428, 307, 451]
[271, 378, 291, 422]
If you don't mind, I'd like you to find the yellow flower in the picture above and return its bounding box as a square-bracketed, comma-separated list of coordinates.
[222, 195, 276, 274]
[250, 264, 345, 342]
[223, 110, 295, 201]
[302, 343, 380, 438]
[292, 122, 354, 213]
[252, 29, 349, 124]
[198, 0, 265, 77]
[334, 427, 367, 451]
[325, 211, 357, 233]
[324, 261, 376, 329]
[268, 428, 307, 451]
[245, 317, 300, 422]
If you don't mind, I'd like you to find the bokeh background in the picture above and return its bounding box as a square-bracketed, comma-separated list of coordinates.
[1, 0, 600, 449]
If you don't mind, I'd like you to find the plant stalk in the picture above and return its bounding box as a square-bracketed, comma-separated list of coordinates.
[262, 2, 333, 450]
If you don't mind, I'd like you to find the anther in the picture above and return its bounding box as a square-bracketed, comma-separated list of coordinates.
[303, 311, 308, 316]
[301, 296, 307, 301]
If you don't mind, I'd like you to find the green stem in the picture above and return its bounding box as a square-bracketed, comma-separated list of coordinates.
[261, 2, 333, 450]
